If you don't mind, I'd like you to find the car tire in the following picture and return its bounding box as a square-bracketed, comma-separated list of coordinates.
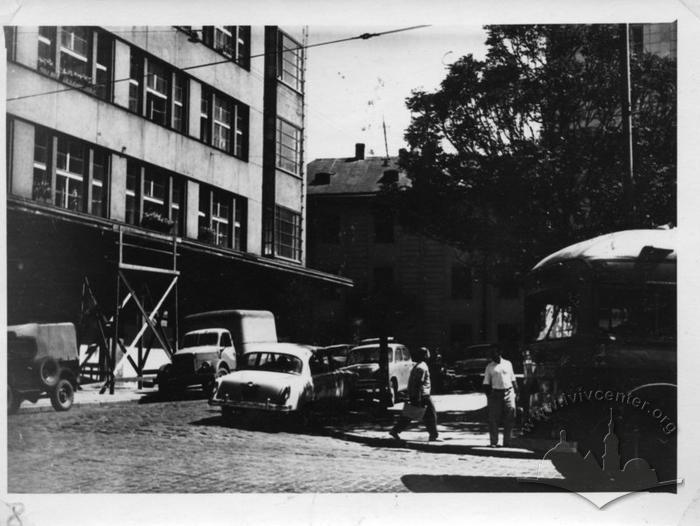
[50, 378, 74, 411]
[36, 356, 60, 388]
[7, 386, 21, 414]
[384, 379, 398, 408]
[297, 404, 315, 429]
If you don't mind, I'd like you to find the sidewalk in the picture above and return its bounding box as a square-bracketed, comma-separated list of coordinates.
[16, 381, 160, 414]
[327, 393, 555, 458]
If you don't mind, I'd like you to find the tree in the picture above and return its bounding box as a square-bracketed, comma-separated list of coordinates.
[382, 24, 676, 281]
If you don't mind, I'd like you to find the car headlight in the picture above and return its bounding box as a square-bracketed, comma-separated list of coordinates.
[280, 386, 291, 402]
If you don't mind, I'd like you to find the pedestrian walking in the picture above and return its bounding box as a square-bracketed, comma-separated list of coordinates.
[389, 347, 439, 441]
[483, 346, 518, 447]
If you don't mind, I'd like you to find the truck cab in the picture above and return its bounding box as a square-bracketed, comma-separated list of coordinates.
[157, 328, 236, 395]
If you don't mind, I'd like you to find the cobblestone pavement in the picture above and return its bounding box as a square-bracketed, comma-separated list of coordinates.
[7, 399, 555, 493]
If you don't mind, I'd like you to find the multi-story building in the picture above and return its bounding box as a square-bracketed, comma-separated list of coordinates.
[4, 26, 350, 343]
[306, 145, 522, 357]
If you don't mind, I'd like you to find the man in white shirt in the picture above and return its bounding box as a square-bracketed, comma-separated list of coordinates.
[482, 346, 518, 447]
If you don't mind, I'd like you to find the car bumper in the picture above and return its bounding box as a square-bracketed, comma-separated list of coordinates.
[208, 398, 294, 413]
[162, 372, 214, 387]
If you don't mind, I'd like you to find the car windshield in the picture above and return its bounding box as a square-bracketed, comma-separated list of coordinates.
[240, 352, 303, 375]
[346, 347, 380, 365]
[464, 348, 493, 360]
[182, 332, 219, 348]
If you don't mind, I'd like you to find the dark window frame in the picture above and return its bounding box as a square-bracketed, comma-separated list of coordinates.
[125, 159, 186, 235]
[200, 86, 249, 160]
[177, 25, 251, 70]
[276, 117, 302, 176]
[36, 25, 115, 102]
[128, 47, 189, 134]
[26, 122, 110, 218]
[277, 30, 303, 93]
[274, 205, 302, 261]
[198, 184, 247, 251]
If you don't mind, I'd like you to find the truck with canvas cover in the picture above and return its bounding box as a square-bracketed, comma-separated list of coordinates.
[7, 322, 80, 413]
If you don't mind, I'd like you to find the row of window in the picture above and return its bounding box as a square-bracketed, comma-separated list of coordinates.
[22, 122, 255, 253]
[31, 26, 252, 160]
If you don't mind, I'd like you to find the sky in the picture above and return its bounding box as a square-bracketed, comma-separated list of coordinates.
[304, 25, 488, 163]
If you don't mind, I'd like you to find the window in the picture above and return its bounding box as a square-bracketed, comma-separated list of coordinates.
[373, 211, 394, 243]
[5, 26, 17, 60]
[451, 265, 472, 299]
[145, 59, 168, 126]
[200, 88, 248, 159]
[373, 266, 394, 293]
[36, 26, 114, 101]
[220, 332, 232, 347]
[276, 118, 301, 175]
[198, 26, 251, 69]
[129, 49, 189, 133]
[277, 31, 303, 92]
[198, 185, 247, 251]
[274, 205, 302, 261]
[125, 160, 185, 235]
[28, 124, 110, 216]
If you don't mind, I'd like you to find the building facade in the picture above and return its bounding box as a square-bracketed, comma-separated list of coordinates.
[4, 26, 350, 343]
[306, 145, 523, 357]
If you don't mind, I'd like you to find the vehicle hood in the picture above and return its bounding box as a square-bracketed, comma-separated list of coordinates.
[174, 347, 220, 363]
[453, 358, 490, 373]
[341, 363, 380, 378]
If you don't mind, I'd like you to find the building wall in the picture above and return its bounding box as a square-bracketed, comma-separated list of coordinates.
[5, 25, 306, 264]
[307, 195, 524, 354]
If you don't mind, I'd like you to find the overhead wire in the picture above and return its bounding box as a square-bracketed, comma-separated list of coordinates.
[6, 25, 431, 103]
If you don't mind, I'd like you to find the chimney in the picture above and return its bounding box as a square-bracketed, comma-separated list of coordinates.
[355, 143, 365, 160]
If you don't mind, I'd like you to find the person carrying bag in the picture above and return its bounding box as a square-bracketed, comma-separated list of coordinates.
[389, 347, 439, 441]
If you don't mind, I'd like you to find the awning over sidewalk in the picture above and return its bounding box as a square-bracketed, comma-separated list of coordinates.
[8, 197, 353, 287]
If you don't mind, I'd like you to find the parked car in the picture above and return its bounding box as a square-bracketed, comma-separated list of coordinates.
[319, 344, 354, 369]
[157, 328, 237, 395]
[209, 343, 357, 424]
[445, 344, 497, 391]
[7, 323, 80, 413]
[445, 343, 523, 392]
[341, 341, 414, 406]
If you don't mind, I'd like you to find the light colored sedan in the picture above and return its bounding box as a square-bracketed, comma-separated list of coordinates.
[209, 343, 356, 422]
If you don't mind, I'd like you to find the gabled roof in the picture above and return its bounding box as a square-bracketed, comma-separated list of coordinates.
[306, 156, 410, 195]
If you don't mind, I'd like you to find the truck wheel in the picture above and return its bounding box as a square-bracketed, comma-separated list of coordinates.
[50, 378, 74, 411]
[36, 356, 60, 388]
[7, 386, 21, 414]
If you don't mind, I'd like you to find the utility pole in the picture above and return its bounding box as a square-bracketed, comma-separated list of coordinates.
[619, 23, 636, 226]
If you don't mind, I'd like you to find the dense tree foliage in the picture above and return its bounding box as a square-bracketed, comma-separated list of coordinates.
[382, 24, 676, 281]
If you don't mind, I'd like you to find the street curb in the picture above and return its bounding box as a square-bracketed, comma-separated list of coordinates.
[15, 395, 145, 414]
[328, 429, 542, 459]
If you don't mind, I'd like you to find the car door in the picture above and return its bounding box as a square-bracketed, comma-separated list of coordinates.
[219, 331, 237, 371]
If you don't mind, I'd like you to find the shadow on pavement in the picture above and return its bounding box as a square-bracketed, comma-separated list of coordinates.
[138, 389, 210, 404]
[401, 475, 565, 492]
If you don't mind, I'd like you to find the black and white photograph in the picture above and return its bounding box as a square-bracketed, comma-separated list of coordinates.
[1, 1, 699, 525]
